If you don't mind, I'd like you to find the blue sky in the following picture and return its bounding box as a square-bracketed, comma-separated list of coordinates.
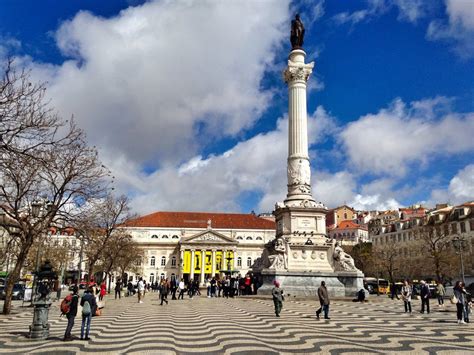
[1, 0, 473, 214]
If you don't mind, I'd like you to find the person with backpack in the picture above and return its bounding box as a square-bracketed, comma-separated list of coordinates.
[62, 285, 79, 341]
[80, 287, 97, 340]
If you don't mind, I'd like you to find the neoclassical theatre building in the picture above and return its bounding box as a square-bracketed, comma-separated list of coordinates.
[121, 212, 276, 284]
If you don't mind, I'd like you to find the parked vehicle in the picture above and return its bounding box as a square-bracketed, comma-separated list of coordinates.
[0, 284, 25, 300]
[364, 278, 389, 294]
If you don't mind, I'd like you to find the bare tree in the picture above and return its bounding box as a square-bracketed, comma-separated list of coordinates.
[97, 231, 141, 292]
[347, 242, 377, 276]
[0, 61, 109, 314]
[77, 194, 132, 284]
[415, 226, 457, 282]
[373, 240, 400, 283]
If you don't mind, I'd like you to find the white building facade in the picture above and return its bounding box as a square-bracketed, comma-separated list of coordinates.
[120, 212, 276, 284]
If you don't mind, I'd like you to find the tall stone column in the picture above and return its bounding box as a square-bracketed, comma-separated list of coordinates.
[211, 249, 216, 277]
[200, 249, 206, 285]
[190, 249, 195, 280]
[179, 249, 184, 279]
[283, 49, 317, 207]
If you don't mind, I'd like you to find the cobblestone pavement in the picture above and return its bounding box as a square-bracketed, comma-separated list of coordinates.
[0, 294, 473, 354]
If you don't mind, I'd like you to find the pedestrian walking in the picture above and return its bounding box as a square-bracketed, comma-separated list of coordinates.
[436, 282, 445, 307]
[401, 280, 412, 313]
[160, 279, 169, 305]
[137, 278, 145, 303]
[170, 279, 177, 300]
[80, 287, 97, 340]
[210, 277, 217, 297]
[99, 281, 106, 301]
[271, 280, 284, 317]
[178, 278, 185, 300]
[115, 279, 122, 299]
[316, 281, 330, 320]
[127, 280, 133, 296]
[419, 280, 430, 314]
[454, 281, 466, 324]
[63, 285, 79, 341]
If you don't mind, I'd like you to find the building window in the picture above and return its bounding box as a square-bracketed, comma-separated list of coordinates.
[237, 257, 242, 267]
[149, 273, 155, 283]
[247, 257, 252, 267]
[161, 256, 166, 266]
[160, 273, 165, 280]
[246, 236, 253, 240]
[136, 258, 142, 266]
[172, 235, 179, 239]
[256, 236, 263, 241]
[151, 235, 159, 239]
[236, 236, 243, 240]
[451, 223, 457, 234]
[460, 222, 466, 233]
[344, 213, 347, 219]
[162, 235, 168, 239]
[150, 256, 155, 267]
[171, 256, 177, 267]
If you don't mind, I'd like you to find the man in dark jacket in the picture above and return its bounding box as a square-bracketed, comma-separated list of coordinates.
[160, 280, 169, 305]
[63, 285, 79, 341]
[80, 287, 97, 340]
[115, 279, 122, 299]
[316, 281, 330, 320]
[420, 280, 431, 314]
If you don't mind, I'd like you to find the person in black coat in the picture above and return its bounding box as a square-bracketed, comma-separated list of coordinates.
[63, 285, 79, 341]
[420, 280, 431, 314]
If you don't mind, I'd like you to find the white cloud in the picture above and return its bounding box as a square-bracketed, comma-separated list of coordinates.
[332, 0, 429, 27]
[350, 194, 400, 211]
[430, 164, 474, 205]
[427, 0, 474, 58]
[26, 0, 291, 167]
[393, 0, 429, 23]
[340, 97, 474, 176]
[108, 107, 337, 214]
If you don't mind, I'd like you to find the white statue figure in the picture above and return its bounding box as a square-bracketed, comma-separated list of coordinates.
[333, 242, 357, 271]
[268, 237, 288, 270]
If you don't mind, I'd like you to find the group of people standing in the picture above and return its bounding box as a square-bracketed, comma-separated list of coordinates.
[400, 280, 471, 323]
[62, 286, 98, 341]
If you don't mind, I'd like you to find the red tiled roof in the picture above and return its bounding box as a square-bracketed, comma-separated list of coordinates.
[335, 220, 367, 230]
[123, 211, 276, 230]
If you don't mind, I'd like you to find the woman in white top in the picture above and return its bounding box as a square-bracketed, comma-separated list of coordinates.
[401, 280, 412, 313]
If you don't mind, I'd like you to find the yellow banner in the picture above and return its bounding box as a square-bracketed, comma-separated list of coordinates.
[183, 250, 191, 274]
[194, 251, 202, 273]
[215, 251, 222, 272]
[204, 251, 212, 273]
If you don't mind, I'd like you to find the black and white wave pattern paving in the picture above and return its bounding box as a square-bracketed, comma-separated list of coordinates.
[0, 295, 473, 354]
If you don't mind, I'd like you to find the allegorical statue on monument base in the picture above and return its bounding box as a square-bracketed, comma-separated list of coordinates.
[267, 237, 288, 270]
[333, 242, 359, 271]
[290, 14, 305, 49]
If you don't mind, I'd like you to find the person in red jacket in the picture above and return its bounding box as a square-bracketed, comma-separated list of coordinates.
[99, 281, 106, 301]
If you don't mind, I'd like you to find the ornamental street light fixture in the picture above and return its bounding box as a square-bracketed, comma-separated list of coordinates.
[451, 235, 467, 283]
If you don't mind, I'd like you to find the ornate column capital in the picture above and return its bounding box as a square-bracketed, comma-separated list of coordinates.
[284, 61, 314, 83]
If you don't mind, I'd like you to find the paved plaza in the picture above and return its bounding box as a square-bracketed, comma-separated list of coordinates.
[0, 294, 473, 354]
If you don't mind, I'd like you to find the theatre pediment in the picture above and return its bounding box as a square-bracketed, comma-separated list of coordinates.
[181, 230, 237, 245]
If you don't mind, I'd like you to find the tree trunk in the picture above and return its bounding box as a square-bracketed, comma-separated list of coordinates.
[107, 272, 112, 294]
[2, 243, 31, 315]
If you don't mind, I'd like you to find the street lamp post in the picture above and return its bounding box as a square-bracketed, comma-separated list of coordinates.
[452, 235, 466, 283]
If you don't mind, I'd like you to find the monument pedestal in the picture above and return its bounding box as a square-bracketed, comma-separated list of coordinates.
[259, 269, 364, 298]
